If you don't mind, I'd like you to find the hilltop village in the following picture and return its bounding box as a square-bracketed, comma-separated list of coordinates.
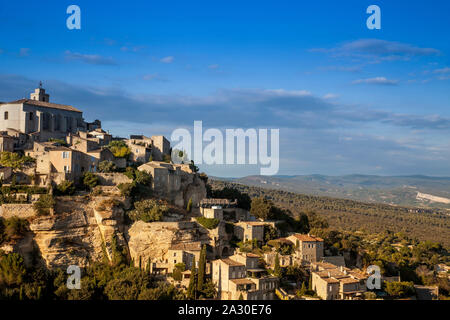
[0, 86, 448, 301]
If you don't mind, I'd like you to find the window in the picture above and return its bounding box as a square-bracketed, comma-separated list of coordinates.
[4, 112, 8, 120]
[135, 149, 139, 153]
[62, 151, 69, 159]
[63, 165, 70, 173]
[29, 113, 33, 120]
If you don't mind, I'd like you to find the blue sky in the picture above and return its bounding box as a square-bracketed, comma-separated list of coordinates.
[0, 0, 449, 177]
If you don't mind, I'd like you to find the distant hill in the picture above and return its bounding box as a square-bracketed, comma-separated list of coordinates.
[208, 179, 450, 248]
[215, 174, 450, 210]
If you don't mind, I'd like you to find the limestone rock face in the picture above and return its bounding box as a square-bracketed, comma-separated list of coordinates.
[126, 221, 210, 265]
[29, 210, 104, 269]
[25, 196, 128, 269]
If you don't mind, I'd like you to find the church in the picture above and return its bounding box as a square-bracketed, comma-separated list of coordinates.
[0, 84, 86, 141]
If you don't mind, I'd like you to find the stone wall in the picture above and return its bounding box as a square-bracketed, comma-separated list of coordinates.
[96, 173, 133, 186]
[0, 203, 36, 219]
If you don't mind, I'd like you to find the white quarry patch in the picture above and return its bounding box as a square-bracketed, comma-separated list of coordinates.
[416, 192, 450, 204]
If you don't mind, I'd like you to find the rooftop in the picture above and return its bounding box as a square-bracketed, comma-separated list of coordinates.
[291, 234, 324, 242]
[2, 99, 82, 113]
[220, 258, 245, 267]
[230, 278, 255, 285]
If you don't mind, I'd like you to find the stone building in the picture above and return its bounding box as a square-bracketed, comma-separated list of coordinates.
[0, 86, 86, 140]
[212, 255, 278, 300]
[0, 133, 15, 152]
[287, 234, 324, 264]
[310, 262, 367, 300]
[234, 221, 267, 243]
[167, 242, 202, 273]
[127, 135, 170, 162]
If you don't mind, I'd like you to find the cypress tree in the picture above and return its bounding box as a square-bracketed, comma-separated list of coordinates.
[187, 257, 197, 299]
[274, 253, 281, 277]
[197, 245, 206, 292]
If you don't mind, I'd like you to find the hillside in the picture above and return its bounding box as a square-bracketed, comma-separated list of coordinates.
[218, 174, 450, 210]
[209, 179, 450, 248]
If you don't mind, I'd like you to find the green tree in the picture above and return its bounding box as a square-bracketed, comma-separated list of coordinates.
[274, 253, 282, 278]
[187, 257, 197, 300]
[107, 141, 131, 158]
[128, 199, 168, 222]
[55, 180, 75, 195]
[197, 245, 206, 292]
[33, 194, 55, 216]
[172, 263, 185, 282]
[250, 197, 277, 220]
[186, 198, 193, 213]
[0, 252, 26, 287]
[83, 172, 99, 189]
[98, 160, 116, 173]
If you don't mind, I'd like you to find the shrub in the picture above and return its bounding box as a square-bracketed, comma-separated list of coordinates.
[196, 217, 219, 230]
[83, 172, 99, 190]
[0, 152, 35, 169]
[107, 141, 131, 159]
[98, 160, 116, 173]
[33, 194, 55, 216]
[186, 198, 193, 213]
[3, 217, 29, 241]
[0, 252, 27, 287]
[172, 263, 185, 282]
[118, 183, 136, 197]
[55, 180, 75, 196]
[128, 199, 168, 222]
[95, 198, 120, 212]
[123, 167, 136, 180]
[134, 170, 151, 186]
[385, 281, 415, 298]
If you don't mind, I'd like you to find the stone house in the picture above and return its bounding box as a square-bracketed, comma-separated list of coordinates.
[212, 258, 247, 299]
[126, 139, 152, 164]
[151, 135, 170, 161]
[200, 206, 224, 220]
[212, 256, 279, 300]
[287, 234, 324, 264]
[234, 221, 266, 243]
[311, 262, 367, 300]
[167, 241, 202, 273]
[0, 133, 15, 152]
[128, 135, 170, 162]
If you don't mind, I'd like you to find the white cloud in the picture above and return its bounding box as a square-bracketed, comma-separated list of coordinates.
[323, 93, 339, 99]
[433, 67, 450, 74]
[352, 77, 399, 86]
[64, 50, 117, 65]
[160, 56, 174, 63]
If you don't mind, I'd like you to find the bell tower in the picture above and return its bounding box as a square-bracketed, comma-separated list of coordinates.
[30, 81, 50, 102]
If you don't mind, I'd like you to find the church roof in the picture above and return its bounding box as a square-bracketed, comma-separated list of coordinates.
[1, 99, 82, 113]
